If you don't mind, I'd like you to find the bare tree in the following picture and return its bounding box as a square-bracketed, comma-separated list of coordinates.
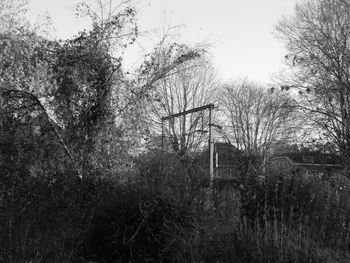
[146, 48, 220, 155]
[275, 0, 350, 170]
[218, 79, 297, 167]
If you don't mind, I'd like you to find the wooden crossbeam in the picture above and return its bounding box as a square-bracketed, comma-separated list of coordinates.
[161, 103, 214, 120]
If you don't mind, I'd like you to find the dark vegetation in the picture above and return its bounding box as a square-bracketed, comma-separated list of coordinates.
[2, 0, 350, 262]
[2, 152, 350, 262]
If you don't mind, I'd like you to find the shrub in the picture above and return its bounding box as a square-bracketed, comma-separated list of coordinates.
[135, 150, 209, 210]
[0, 167, 115, 262]
[75, 188, 199, 263]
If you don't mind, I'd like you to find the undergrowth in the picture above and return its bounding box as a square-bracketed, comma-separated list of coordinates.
[1, 152, 350, 262]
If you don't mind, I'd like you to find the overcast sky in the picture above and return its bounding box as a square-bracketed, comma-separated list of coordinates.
[27, 0, 299, 85]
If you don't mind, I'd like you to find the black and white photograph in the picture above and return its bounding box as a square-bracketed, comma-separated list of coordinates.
[1, 0, 350, 262]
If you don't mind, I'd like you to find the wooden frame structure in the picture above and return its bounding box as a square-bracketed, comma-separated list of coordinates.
[161, 104, 215, 190]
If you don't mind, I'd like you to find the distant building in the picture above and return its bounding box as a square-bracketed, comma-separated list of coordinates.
[214, 142, 252, 179]
[268, 153, 342, 177]
[215, 142, 241, 166]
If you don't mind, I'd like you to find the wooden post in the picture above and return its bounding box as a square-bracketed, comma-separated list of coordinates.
[215, 151, 219, 176]
[209, 104, 214, 191]
[161, 120, 164, 153]
[161, 103, 215, 193]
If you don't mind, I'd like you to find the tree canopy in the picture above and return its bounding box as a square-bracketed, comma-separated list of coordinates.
[275, 0, 350, 170]
[218, 79, 298, 165]
[0, 0, 205, 178]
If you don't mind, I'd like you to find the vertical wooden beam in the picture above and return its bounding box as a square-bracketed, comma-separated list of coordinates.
[209, 104, 214, 191]
[161, 120, 164, 153]
[161, 103, 216, 192]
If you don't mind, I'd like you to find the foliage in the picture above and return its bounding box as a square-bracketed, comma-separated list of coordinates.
[4, 0, 350, 262]
[136, 150, 209, 208]
[0, 0, 205, 179]
[0, 151, 205, 262]
[76, 189, 199, 263]
[2, 152, 350, 262]
[52, 32, 127, 176]
[0, 168, 114, 262]
[0, 158, 202, 262]
[0, 31, 71, 174]
[0, 0, 29, 33]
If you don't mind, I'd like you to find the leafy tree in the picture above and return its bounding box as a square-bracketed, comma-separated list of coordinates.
[56, 1, 205, 174]
[275, 0, 350, 171]
[0, 0, 206, 178]
[0, 29, 73, 174]
[52, 29, 132, 176]
[0, 0, 29, 33]
[0, 0, 76, 174]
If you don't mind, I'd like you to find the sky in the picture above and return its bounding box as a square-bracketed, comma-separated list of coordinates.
[27, 0, 299, 85]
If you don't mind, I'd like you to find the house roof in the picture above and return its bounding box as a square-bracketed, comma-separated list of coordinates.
[272, 152, 342, 168]
[285, 152, 341, 165]
[214, 142, 240, 154]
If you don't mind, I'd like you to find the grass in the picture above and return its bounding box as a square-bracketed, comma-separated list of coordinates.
[198, 172, 350, 263]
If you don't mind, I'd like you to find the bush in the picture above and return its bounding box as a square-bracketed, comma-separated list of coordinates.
[75, 188, 199, 263]
[0, 167, 115, 262]
[3, 156, 350, 262]
[135, 150, 209, 209]
[0, 161, 201, 262]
